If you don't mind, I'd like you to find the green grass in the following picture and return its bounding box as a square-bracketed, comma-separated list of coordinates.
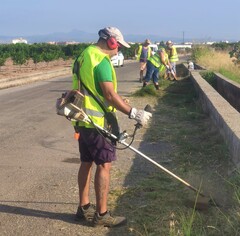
[192, 46, 240, 84]
[111, 77, 240, 235]
[132, 84, 160, 97]
[200, 71, 217, 88]
[219, 68, 240, 83]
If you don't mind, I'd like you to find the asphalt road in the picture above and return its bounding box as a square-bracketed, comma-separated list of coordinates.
[0, 61, 147, 236]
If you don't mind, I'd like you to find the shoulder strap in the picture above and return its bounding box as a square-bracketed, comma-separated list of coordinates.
[73, 57, 81, 91]
[73, 58, 108, 114]
[73, 57, 119, 137]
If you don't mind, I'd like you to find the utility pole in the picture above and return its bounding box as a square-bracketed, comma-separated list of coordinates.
[182, 31, 185, 44]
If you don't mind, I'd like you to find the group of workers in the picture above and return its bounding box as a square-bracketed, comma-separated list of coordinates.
[135, 39, 179, 90]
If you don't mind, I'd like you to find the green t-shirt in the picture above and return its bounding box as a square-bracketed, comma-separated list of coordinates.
[94, 57, 113, 96]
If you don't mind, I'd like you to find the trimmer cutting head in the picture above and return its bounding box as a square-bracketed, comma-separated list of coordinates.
[185, 193, 221, 211]
[185, 196, 211, 211]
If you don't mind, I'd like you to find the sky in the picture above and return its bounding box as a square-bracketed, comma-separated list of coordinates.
[1, 0, 240, 42]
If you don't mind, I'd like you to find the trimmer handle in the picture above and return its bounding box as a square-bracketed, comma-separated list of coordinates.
[144, 104, 153, 113]
[135, 104, 153, 129]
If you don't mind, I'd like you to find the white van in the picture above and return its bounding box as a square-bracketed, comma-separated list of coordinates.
[149, 44, 158, 55]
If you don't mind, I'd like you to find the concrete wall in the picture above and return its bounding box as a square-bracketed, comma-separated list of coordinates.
[182, 64, 240, 166]
[215, 73, 240, 113]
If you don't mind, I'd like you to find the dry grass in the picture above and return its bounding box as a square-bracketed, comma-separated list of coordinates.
[198, 51, 229, 68]
[196, 49, 240, 83]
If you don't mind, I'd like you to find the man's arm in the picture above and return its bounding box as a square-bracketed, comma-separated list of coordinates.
[99, 81, 132, 115]
[159, 51, 172, 70]
[100, 81, 152, 126]
[159, 51, 168, 67]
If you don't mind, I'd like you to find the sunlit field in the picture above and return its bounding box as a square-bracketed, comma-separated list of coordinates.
[192, 47, 240, 83]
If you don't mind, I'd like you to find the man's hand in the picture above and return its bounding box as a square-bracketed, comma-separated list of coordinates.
[129, 108, 152, 126]
[165, 65, 172, 73]
[122, 97, 130, 104]
[165, 65, 170, 70]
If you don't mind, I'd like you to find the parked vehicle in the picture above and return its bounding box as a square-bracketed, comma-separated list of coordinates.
[111, 51, 124, 67]
[149, 44, 158, 55]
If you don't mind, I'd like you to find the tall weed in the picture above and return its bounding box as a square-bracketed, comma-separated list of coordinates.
[192, 46, 240, 83]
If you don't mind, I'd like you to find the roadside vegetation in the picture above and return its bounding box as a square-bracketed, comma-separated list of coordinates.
[0, 41, 239, 80]
[191, 43, 240, 84]
[111, 78, 240, 235]
[0, 43, 138, 70]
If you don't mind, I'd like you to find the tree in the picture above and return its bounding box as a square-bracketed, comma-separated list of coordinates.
[31, 53, 43, 69]
[11, 43, 29, 68]
[42, 52, 57, 66]
[12, 51, 27, 68]
[0, 53, 9, 71]
[229, 43, 240, 65]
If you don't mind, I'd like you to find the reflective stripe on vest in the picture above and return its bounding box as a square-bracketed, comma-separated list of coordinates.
[148, 53, 162, 68]
[72, 45, 117, 128]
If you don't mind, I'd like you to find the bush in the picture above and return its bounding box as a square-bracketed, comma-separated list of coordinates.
[191, 45, 213, 62]
[229, 42, 240, 65]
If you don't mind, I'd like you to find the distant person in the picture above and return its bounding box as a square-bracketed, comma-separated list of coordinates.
[143, 47, 172, 90]
[135, 39, 152, 82]
[188, 61, 194, 70]
[166, 40, 179, 80]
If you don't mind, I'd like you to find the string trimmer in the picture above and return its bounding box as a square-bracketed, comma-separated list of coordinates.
[56, 90, 219, 210]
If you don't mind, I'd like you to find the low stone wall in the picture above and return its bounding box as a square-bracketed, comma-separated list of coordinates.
[215, 73, 240, 113]
[183, 64, 240, 166]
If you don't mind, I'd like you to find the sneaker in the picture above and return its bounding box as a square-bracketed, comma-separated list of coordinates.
[75, 204, 96, 222]
[93, 211, 127, 228]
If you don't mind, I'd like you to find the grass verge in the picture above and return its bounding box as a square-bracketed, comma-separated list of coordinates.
[192, 47, 240, 84]
[110, 78, 240, 235]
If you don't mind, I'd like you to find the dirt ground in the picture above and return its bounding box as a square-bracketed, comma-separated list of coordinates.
[0, 58, 73, 80]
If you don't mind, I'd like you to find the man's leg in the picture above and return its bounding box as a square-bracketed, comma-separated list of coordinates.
[94, 162, 111, 214]
[78, 161, 93, 206]
[170, 62, 178, 80]
[143, 61, 154, 87]
[140, 70, 143, 82]
[93, 162, 127, 227]
[171, 62, 176, 74]
[75, 161, 95, 222]
[139, 62, 146, 82]
[153, 68, 160, 90]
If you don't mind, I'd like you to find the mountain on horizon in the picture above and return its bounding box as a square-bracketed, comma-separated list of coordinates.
[0, 29, 233, 44]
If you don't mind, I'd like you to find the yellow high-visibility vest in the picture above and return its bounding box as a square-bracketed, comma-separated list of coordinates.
[167, 46, 179, 62]
[72, 45, 117, 128]
[136, 45, 152, 61]
[148, 53, 162, 68]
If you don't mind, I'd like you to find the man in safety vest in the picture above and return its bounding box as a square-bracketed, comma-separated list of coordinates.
[166, 40, 179, 80]
[143, 47, 172, 90]
[158, 47, 170, 80]
[72, 27, 152, 227]
[135, 39, 152, 82]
